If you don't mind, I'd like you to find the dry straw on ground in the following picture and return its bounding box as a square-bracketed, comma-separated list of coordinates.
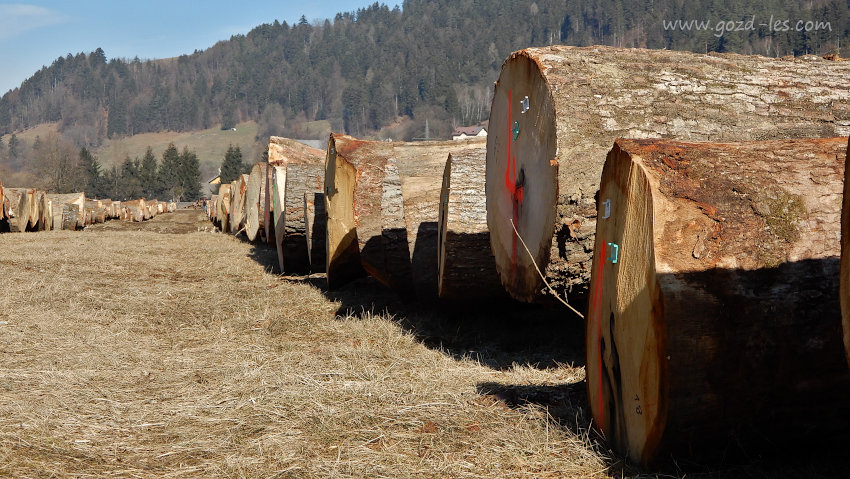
[0, 211, 842, 478]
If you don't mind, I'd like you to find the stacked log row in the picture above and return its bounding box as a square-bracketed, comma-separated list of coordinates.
[6, 188, 37, 232]
[487, 45, 850, 306]
[587, 138, 850, 466]
[267, 136, 326, 273]
[438, 148, 505, 300]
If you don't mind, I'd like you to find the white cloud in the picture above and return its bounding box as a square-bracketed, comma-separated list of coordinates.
[0, 4, 68, 41]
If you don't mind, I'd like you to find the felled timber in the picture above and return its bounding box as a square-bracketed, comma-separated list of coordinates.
[229, 175, 249, 235]
[245, 162, 267, 242]
[587, 138, 850, 466]
[304, 191, 327, 273]
[438, 148, 504, 300]
[487, 45, 850, 305]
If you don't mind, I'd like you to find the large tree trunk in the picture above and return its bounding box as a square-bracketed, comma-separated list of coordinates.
[271, 166, 287, 272]
[6, 188, 36, 232]
[217, 184, 232, 233]
[48, 193, 85, 230]
[245, 162, 266, 242]
[37, 191, 51, 231]
[280, 162, 324, 274]
[392, 139, 487, 300]
[487, 45, 850, 305]
[264, 163, 275, 245]
[438, 148, 504, 300]
[324, 134, 407, 292]
[266, 137, 325, 273]
[304, 191, 327, 273]
[229, 174, 249, 235]
[587, 138, 850, 467]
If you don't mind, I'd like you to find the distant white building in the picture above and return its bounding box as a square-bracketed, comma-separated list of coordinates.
[451, 126, 487, 141]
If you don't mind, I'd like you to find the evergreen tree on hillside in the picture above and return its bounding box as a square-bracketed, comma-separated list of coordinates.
[78, 147, 104, 197]
[219, 145, 246, 185]
[158, 143, 182, 201]
[177, 147, 202, 201]
[119, 156, 143, 200]
[139, 146, 159, 198]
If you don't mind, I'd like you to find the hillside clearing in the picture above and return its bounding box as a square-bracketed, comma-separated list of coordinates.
[0, 210, 842, 478]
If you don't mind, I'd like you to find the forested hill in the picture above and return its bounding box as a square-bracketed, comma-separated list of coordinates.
[1, 0, 847, 145]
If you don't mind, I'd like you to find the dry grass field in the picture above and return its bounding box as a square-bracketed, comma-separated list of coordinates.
[0, 210, 844, 478]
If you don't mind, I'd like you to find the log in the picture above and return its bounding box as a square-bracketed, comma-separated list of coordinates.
[279, 162, 324, 274]
[245, 162, 267, 242]
[6, 188, 36, 232]
[324, 134, 404, 291]
[267, 137, 326, 272]
[123, 199, 146, 222]
[229, 175, 249, 235]
[209, 195, 218, 222]
[37, 191, 51, 231]
[391, 139, 487, 300]
[264, 162, 275, 245]
[61, 203, 78, 231]
[304, 192, 327, 273]
[438, 149, 504, 300]
[487, 45, 850, 305]
[587, 138, 850, 466]
[217, 184, 232, 233]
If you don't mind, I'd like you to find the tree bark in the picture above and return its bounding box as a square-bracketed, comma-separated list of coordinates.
[267, 136, 325, 272]
[438, 148, 505, 300]
[487, 45, 850, 305]
[587, 138, 850, 466]
[281, 162, 323, 274]
[245, 162, 266, 242]
[304, 191, 327, 273]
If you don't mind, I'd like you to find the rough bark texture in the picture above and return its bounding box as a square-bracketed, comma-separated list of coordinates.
[264, 163, 275, 245]
[487, 45, 850, 305]
[438, 148, 505, 300]
[281, 162, 323, 274]
[267, 136, 326, 273]
[61, 204, 78, 231]
[245, 162, 266, 242]
[587, 138, 850, 466]
[304, 191, 327, 273]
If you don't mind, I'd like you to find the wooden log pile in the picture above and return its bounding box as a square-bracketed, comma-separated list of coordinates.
[486, 45, 850, 305]
[588, 137, 850, 466]
[0, 174, 169, 233]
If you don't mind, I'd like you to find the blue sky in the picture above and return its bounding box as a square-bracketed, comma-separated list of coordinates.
[0, 1, 385, 95]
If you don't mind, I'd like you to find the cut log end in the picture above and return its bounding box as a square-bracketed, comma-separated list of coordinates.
[486, 53, 558, 303]
[590, 138, 850, 466]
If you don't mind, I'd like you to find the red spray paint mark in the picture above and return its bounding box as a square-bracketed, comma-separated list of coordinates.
[591, 241, 607, 431]
[504, 91, 524, 280]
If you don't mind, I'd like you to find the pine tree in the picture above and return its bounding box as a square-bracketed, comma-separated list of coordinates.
[158, 143, 182, 201]
[220, 144, 246, 185]
[178, 146, 202, 201]
[139, 146, 159, 198]
[78, 147, 104, 197]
